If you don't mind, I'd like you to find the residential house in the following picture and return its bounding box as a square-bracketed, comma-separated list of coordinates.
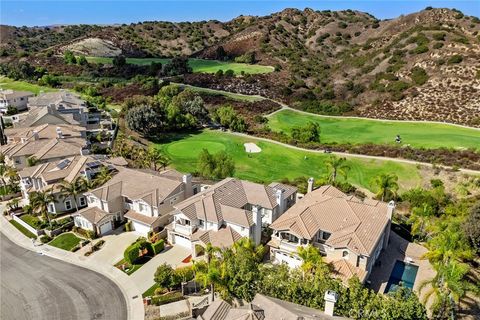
[79, 167, 196, 236]
[166, 178, 297, 257]
[17, 155, 113, 215]
[0, 89, 34, 113]
[73, 206, 116, 236]
[269, 183, 394, 284]
[1, 124, 89, 169]
[27, 91, 90, 125]
[14, 105, 82, 128]
[197, 293, 346, 320]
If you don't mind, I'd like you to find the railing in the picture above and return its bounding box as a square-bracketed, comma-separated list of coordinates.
[312, 242, 330, 254]
[124, 203, 134, 211]
[279, 239, 301, 252]
[174, 222, 196, 235]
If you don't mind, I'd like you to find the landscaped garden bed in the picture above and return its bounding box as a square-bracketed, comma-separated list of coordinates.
[115, 236, 165, 275]
[48, 232, 82, 251]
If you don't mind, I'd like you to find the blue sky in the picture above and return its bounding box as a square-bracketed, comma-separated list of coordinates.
[1, 1, 479, 27]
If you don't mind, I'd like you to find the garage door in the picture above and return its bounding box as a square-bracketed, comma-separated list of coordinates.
[174, 234, 191, 248]
[99, 222, 112, 235]
[274, 250, 302, 268]
[132, 221, 150, 236]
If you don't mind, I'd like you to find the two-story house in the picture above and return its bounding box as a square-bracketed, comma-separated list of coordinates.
[269, 183, 394, 284]
[1, 124, 89, 169]
[18, 155, 113, 214]
[0, 89, 34, 114]
[166, 178, 297, 258]
[75, 168, 196, 236]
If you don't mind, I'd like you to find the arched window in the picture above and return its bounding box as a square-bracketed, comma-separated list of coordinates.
[342, 250, 349, 258]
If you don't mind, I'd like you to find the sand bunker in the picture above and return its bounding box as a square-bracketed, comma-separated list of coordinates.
[244, 142, 262, 153]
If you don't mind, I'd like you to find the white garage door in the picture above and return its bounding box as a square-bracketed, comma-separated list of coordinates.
[274, 251, 302, 268]
[132, 221, 150, 236]
[174, 234, 191, 248]
[99, 222, 112, 235]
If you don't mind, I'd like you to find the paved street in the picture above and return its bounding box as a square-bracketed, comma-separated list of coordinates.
[0, 234, 128, 320]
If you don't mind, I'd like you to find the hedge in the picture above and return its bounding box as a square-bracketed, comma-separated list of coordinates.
[151, 291, 184, 306]
[152, 239, 165, 255]
[124, 239, 154, 264]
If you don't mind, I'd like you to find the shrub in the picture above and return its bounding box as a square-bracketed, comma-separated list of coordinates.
[40, 235, 52, 243]
[432, 32, 446, 41]
[151, 291, 184, 306]
[224, 69, 235, 77]
[154, 263, 176, 289]
[433, 42, 444, 49]
[410, 67, 429, 85]
[152, 239, 165, 255]
[412, 45, 429, 54]
[125, 221, 132, 232]
[124, 243, 140, 264]
[447, 55, 463, 64]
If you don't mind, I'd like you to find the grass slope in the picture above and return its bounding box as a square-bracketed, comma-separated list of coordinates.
[155, 130, 421, 192]
[0, 76, 56, 94]
[10, 220, 37, 239]
[268, 110, 480, 150]
[178, 84, 264, 102]
[86, 57, 274, 75]
[48, 233, 82, 251]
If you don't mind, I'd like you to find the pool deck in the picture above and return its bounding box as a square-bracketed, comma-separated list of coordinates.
[367, 231, 436, 304]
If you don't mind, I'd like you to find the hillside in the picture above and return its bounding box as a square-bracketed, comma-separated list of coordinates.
[1, 7, 479, 126]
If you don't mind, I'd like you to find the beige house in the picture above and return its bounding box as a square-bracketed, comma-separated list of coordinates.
[18, 155, 114, 215]
[0, 89, 34, 113]
[81, 168, 196, 236]
[198, 293, 346, 320]
[1, 124, 88, 169]
[73, 206, 115, 236]
[166, 178, 297, 257]
[27, 91, 89, 125]
[269, 184, 394, 283]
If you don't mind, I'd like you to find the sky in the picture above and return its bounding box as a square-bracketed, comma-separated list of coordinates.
[1, 1, 479, 27]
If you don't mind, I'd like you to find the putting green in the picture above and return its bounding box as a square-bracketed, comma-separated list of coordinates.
[268, 109, 480, 150]
[155, 130, 422, 192]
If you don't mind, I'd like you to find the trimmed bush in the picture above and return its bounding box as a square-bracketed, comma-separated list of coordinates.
[151, 291, 184, 306]
[124, 243, 141, 264]
[152, 239, 165, 255]
[448, 54, 463, 64]
[124, 221, 132, 232]
[40, 235, 52, 243]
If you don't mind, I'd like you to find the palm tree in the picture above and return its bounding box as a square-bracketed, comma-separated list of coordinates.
[0, 164, 10, 194]
[147, 147, 170, 171]
[193, 260, 222, 302]
[423, 227, 474, 265]
[205, 243, 220, 264]
[30, 190, 57, 227]
[297, 245, 323, 276]
[325, 156, 350, 183]
[372, 173, 399, 201]
[93, 166, 113, 187]
[59, 177, 87, 215]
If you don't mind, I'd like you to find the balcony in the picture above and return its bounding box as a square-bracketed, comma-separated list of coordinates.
[174, 222, 196, 235]
[279, 239, 301, 253]
[313, 242, 330, 254]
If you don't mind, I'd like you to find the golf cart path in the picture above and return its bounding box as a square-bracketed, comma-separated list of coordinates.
[226, 130, 480, 175]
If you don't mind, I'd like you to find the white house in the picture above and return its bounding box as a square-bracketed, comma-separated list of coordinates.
[0, 89, 34, 114]
[166, 178, 297, 257]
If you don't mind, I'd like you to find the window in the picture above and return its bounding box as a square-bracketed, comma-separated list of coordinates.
[342, 250, 349, 258]
[139, 203, 145, 211]
[48, 203, 55, 213]
[65, 200, 72, 210]
[79, 197, 86, 207]
[170, 197, 177, 205]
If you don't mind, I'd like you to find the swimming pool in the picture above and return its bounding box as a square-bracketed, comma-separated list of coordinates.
[385, 260, 419, 293]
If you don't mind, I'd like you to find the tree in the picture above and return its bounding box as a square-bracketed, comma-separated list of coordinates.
[125, 105, 160, 137]
[197, 149, 235, 180]
[146, 146, 170, 171]
[325, 156, 350, 183]
[162, 56, 192, 76]
[297, 245, 327, 276]
[112, 55, 126, 67]
[463, 202, 480, 253]
[193, 260, 222, 301]
[77, 55, 88, 66]
[154, 263, 176, 291]
[59, 177, 87, 215]
[30, 190, 57, 227]
[291, 121, 320, 143]
[63, 50, 77, 64]
[212, 105, 248, 132]
[93, 166, 113, 187]
[372, 173, 399, 201]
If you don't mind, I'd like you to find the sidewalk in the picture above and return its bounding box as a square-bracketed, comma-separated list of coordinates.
[0, 213, 145, 320]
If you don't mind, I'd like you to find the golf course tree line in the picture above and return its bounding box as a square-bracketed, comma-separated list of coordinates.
[394, 178, 480, 318]
[151, 238, 427, 319]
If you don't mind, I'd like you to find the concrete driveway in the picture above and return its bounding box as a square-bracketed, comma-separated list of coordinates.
[81, 231, 140, 265]
[130, 245, 191, 293]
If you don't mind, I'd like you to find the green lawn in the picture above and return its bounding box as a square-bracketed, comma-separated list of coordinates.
[20, 214, 43, 229]
[178, 84, 265, 102]
[10, 220, 37, 239]
[115, 258, 148, 275]
[155, 130, 422, 192]
[268, 110, 480, 150]
[0, 76, 57, 94]
[48, 233, 82, 251]
[143, 283, 161, 298]
[86, 57, 274, 75]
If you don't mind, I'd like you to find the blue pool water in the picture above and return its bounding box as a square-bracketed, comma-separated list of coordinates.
[385, 260, 419, 293]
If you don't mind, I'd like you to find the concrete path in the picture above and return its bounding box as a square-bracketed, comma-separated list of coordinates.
[86, 231, 139, 265]
[0, 211, 145, 320]
[130, 245, 191, 293]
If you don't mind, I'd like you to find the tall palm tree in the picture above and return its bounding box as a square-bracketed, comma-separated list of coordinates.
[205, 243, 220, 264]
[30, 190, 57, 227]
[146, 147, 168, 171]
[59, 177, 87, 215]
[325, 156, 350, 183]
[297, 244, 324, 276]
[372, 173, 399, 201]
[423, 227, 474, 265]
[193, 260, 222, 302]
[93, 166, 112, 187]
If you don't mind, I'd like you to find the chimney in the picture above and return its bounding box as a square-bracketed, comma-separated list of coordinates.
[32, 130, 39, 141]
[251, 205, 262, 245]
[387, 200, 395, 220]
[275, 188, 285, 215]
[56, 127, 63, 139]
[183, 174, 193, 198]
[80, 148, 89, 156]
[307, 177, 314, 193]
[324, 290, 338, 317]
